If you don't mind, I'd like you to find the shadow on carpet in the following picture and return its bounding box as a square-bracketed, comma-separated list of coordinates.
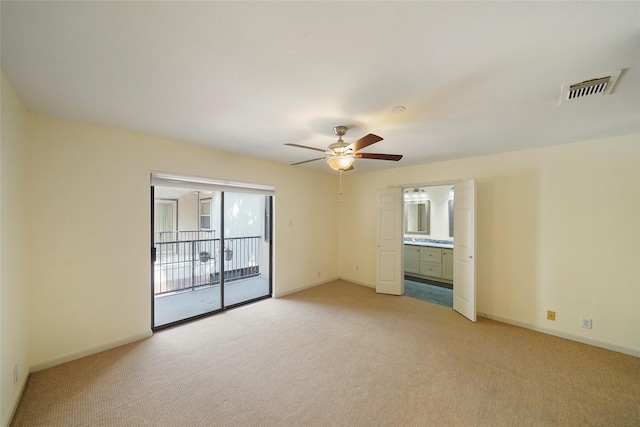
[404, 279, 453, 307]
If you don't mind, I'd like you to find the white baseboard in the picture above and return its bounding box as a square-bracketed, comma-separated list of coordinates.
[30, 329, 153, 372]
[3, 373, 29, 427]
[273, 276, 339, 298]
[479, 312, 640, 358]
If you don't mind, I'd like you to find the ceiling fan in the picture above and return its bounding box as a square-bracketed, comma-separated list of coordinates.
[285, 126, 403, 171]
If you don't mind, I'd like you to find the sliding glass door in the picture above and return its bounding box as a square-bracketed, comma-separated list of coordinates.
[222, 191, 271, 307]
[152, 181, 272, 329]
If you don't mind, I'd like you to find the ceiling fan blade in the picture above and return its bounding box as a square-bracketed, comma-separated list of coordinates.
[290, 157, 325, 165]
[348, 133, 383, 152]
[285, 143, 327, 153]
[355, 153, 403, 161]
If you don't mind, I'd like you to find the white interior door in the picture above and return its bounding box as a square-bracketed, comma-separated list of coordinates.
[376, 188, 403, 295]
[453, 179, 476, 322]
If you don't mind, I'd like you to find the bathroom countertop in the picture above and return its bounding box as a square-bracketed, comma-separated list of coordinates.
[404, 239, 453, 249]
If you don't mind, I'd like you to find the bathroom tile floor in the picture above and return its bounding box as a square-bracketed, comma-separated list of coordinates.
[404, 278, 453, 308]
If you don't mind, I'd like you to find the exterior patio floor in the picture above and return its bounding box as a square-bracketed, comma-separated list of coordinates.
[154, 276, 270, 327]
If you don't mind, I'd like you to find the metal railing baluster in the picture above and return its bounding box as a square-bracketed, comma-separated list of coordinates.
[153, 234, 261, 296]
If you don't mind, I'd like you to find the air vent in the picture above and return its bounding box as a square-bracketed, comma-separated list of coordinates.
[568, 77, 610, 99]
[560, 69, 622, 104]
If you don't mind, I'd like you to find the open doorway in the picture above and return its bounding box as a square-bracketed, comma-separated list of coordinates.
[378, 181, 475, 321]
[151, 174, 273, 330]
[403, 184, 455, 307]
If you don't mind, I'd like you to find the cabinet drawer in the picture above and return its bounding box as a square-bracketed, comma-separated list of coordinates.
[420, 261, 442, 278]
[420, 247, 442, 263]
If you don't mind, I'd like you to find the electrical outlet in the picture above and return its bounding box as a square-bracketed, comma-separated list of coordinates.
[581, 317, 592, 329]
[317, 271, 321, 278]
[355, 264, 359, 271]
[547, 310, 556, 321]
[13, 365, 18, 385]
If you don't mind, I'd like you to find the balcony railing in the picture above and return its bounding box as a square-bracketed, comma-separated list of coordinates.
[154, 234, 261, 296]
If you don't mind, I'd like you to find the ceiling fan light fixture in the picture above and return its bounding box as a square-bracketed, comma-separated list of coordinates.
[286, 125, 401, 172]
[327, 155, 355, 171]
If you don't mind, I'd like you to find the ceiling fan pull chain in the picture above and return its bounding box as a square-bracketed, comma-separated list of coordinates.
[339, 169, 343, 203]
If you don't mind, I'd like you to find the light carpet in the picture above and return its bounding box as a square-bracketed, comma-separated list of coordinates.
[11, 280, 640, 426]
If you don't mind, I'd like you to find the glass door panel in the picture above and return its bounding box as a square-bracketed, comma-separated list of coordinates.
[222, 192, 271, 307]
[153, 187, 222, 328]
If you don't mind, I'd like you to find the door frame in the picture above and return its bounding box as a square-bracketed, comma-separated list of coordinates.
[399, 180, 475, 317]
[150, 172, 275, 331]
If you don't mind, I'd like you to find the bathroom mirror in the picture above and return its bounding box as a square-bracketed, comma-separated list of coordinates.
[405, 201, 430, 234]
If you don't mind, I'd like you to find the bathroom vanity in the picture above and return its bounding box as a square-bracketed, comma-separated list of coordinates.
[403, 185, 454, 284]
[404, 240, 453, 284]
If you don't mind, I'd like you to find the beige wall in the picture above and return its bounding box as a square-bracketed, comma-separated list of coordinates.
[0, 73, 31, 426]
[2, 70, 639, 425]
[26, 113, 340, 370]
[339, 134, 640, 355]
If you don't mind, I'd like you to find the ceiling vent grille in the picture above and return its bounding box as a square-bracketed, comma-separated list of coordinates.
[568, 77, 610, 99]
[560, 69, 622, 105]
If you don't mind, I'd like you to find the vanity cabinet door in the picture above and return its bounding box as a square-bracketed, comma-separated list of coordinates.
[442, 248, 454, 280]
[404, 245, 420, 274]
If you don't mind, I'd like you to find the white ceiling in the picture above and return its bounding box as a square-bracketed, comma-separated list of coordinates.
[2, 1, 639, 174]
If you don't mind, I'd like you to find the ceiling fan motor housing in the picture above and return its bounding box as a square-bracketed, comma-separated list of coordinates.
[329, 141, 352, 156]
[330, 126, 352, 155]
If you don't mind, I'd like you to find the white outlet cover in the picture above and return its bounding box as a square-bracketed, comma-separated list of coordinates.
[581, 318, 592, 329]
